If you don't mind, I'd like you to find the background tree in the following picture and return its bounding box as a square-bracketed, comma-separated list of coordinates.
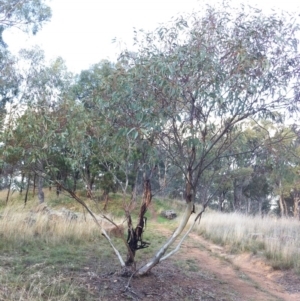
[0, 0, 51, 34]
[0, 0, 52, 114]
[2, 51, 74, 203]
[266, 125, 300, 217]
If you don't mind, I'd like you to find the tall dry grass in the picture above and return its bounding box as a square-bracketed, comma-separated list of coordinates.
[0, 204, 107, 246]
[0, 187, 127, 244]
[193, 211, 300, 271]
[0, 200, 128, 301]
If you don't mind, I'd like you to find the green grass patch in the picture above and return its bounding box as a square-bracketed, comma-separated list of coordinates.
[0, 235, 117, 301]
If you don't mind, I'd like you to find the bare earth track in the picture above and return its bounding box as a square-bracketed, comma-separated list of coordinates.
[179, 232, 300, 301]
[81, 226, 300, 301]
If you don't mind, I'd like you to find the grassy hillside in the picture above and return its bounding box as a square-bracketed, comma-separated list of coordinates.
[0, 189, 179, 300]
[0, 189, 299, 300]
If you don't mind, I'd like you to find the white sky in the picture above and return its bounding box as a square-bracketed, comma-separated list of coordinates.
[3, 0, 300, 74]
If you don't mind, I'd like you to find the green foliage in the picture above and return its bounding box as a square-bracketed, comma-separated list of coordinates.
[1, 2, 300, 217]
[113, 4, 300, 206]
[0, 0, 52, 115]
[0, 49, 19, 110]
[0, 0, 52, 34]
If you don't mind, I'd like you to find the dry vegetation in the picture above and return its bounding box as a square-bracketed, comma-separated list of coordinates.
[193, 211, 300, 272]
[0, 190, 126, 300]
[0, 190, 181, 300]
[1, 190, 300, 300]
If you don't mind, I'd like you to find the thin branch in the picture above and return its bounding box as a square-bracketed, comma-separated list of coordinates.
[54, 181, 127, 267]
[101, 228, 125, 267]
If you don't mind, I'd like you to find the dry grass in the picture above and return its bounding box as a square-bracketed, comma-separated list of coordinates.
[0, 190, 184, 300]
[0, 203, 106, 243]
[0, 199, 125, 301]
[0, 270, 75, 301]
[1, 189, 300, 299]
[193, 211, 300, 272]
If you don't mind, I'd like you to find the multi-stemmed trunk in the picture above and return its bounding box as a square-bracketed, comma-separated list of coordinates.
[137, 167, 195, 275]
[125, 178, 152, 268]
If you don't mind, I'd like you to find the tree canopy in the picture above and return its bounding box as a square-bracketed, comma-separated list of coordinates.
[1, 2, 300, 275]
[0, 0, 52, 130]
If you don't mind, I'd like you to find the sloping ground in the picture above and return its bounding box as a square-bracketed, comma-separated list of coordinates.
[1, 203, 299, 301]
[177, 232, 300, 301]
[73, 226, 300, 301]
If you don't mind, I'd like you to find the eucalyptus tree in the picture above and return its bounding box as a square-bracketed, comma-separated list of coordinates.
[59, 4, 300, 276]
[0, 0, 51, 33]
[8, 2, 299, 278]
[0, 1, 52, 185]
[220, 121, 270, 213]
[0, 0, 52, 116]
[73, 60, 165, 270]
[0, 49, 19, 113]
[265, 125, 300, 217]
[111, 4, 300, 275]
[2, 52, 74, 203]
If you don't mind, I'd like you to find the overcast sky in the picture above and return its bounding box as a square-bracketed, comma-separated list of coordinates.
[3, 0, 300, 74]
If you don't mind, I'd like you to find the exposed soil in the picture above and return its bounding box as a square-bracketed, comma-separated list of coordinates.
[179, 232, 300, 301]
[79, 225, 300, 301]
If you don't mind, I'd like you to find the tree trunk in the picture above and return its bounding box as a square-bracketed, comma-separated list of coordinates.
[233, 179, 243, 212]
[32, 173, 37, 197]
[218, 192, 225, 212]
[103, 191, 109, 211]
[137, 200, 194, 275]
[158, 159, 168, 195]
[20, 173, 25, 194]
[246, 198, 251, 215]
[278, 179, 287, 217]
[38, 175, 44, 204]
[72, 170, 80, 192]
[279, 193, 287, 217]
[24, 175, 31, 206]
[130, 177, 137, 204]
[137, 167, 194, 276]
[5, 177, 12, 205]
[292, 192, 300, 219]
[126, 178, 152, 268]
[84, 162, 94, 198]
[56, 183, 61, 197]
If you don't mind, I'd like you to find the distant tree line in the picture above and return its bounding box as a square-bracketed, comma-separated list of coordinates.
[1, 0, 300, 275]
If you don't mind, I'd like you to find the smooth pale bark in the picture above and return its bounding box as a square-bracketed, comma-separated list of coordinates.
[218, 193, 225, 212]
[293, 196, 300, 219]
[5, 177, 11, 204]
[279, 193, 287, 217]
[101, 228, 125, 267]
[137, 201, 194, 275]
[37, 162, 45, 203]
[160, 219, 196, 262]
[37, 175, 44, 204]
[278, 180, 287, 217]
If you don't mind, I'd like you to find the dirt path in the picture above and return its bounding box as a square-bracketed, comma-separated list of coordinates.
[174, 231, 300, 301]
[76, 224, 300, 300]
